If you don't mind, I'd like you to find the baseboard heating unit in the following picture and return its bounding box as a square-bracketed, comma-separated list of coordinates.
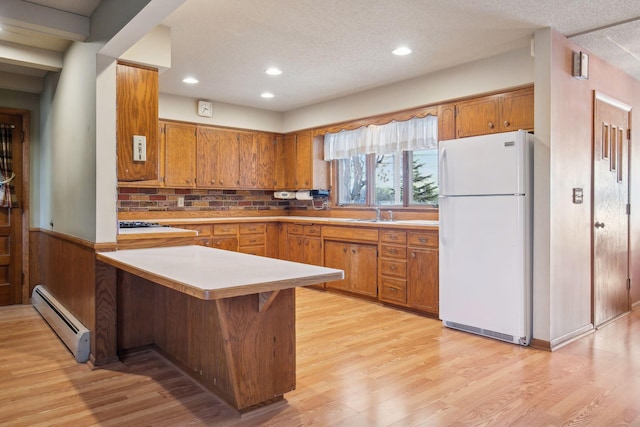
[32, 285, 90, 363]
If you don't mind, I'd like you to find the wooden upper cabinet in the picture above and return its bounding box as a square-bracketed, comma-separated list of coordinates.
[455, 95, 500, 138]
[239, 132, 275, 189]
[275, 131, 329, 190]
[275, 134, 296, 190]
[498, 87, 534, 132]
[116, 63, 159, 181]
[163, 122, 196, 188]
[455, 87, 534, 138]
[197, 127, 239, 188]
[437, 104, 456, 142]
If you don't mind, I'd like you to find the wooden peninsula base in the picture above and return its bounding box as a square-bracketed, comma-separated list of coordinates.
[95, 246, 343, 412]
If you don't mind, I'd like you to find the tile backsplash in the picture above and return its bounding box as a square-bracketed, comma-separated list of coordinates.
[117, 188, 314, 212]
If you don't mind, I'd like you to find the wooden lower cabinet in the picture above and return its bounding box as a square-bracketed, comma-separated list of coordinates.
[288, 224, 323, 288]
[406, 233, 439, 316]
[324, 240, 378, 298]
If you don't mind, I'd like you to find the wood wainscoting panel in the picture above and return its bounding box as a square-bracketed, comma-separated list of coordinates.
[35, 230, 97, 329]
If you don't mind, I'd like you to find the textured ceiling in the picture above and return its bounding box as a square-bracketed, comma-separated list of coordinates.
[159, 0, 640, 111]
[1, 1, 639, 111]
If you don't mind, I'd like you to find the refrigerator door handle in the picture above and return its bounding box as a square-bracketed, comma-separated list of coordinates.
[439, 147, 447, 196]
[439, 196, 447, 247]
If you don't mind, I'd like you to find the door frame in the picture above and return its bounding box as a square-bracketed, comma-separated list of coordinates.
[592, 91, 632, 326]
[0, 107, 30, 304]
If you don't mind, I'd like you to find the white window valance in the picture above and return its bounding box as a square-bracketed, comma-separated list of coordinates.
[324, 115, 438, 160]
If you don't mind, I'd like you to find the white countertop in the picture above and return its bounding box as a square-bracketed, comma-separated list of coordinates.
[117, 226, 197, 236]
[97, 245, 344, 300]
[133, 216, 439, 228]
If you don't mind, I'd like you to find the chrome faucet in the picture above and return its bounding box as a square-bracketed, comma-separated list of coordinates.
[374, 207, 381, 221]
[388, 210, 393, 221]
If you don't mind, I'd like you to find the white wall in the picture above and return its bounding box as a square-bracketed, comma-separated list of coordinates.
[532, 29, 552, 342]
[159, 93, 283, 132]
[39, 41, 101, 241]
[283, 47, 535, 132]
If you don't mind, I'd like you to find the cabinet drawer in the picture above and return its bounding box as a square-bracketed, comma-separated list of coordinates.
[213, 224, 239, 236]
[380, 259, 407, 278]
[408, 232, 438, 248]
[211, 237, 237, 251]
[239, 246, 266, 257]
[380, 230, 406, 244]
[323, 226, 379, 242]
[304, 225, 321, 236]
[239, 234, 266, 247]
[180, 224, 212, 236]
[239, 223, 266, 234]
[380, 244, 406, 259]
[288, 224, 304, 235]
[379, 277, 407, 304]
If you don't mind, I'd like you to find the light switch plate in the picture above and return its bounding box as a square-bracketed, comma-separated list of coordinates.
[133, 135, 146, 161]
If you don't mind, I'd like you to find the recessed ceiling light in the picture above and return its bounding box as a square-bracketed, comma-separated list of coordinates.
[265, 67, 282, 76]
[261, 92, 275, 99]
[392, 46, 412, 56]
[182, 76, 199, 84]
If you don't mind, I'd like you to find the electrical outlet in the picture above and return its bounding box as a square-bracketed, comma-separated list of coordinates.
[177, 197, 184, 207]
[133, 135, 146, 161]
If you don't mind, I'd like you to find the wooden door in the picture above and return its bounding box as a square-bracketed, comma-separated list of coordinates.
[498, 88, 534, 132]
[0, 113, 23, 306]
[295, 131, 312, 189]
[214, 130, 239, 188]
[257, 133, 275, 189]
[593, 92, 631, 326]
[350, 243, 378, 298]
[304, 237, 322, 266]
[324, 241, 350, 291]
[164, 122, 196, 188]
[275, 134, 296, 190]
[238, 133, 258, 188]
[407, 248, 439, 315]
[438, 104, 456, 141]
[455, 96, 499, 138]
[288, 235, 305, 263]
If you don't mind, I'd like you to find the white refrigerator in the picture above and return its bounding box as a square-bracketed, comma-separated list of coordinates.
[438, 130, 533, 346]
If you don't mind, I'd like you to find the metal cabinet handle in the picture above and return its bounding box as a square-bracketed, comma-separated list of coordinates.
[411, 252, 416, 258]
[595, 222, 605, 229]
[488, 122, 494, 129]
[504, 120, 510, 127]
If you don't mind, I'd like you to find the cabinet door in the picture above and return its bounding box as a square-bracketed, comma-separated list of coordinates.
[215, 130, 240, 188]
[197, 127, 239, 188]
[238, 132, 258, 188]
[324, 241, 351, 292]
[211, 237, 238, 251]
[275, 134, 296, 189]
[407, 248, 439, 315]
[295, 131, 312, 189]
[438, 104, 456, 142]
[164, 122, 196, 188]
[456, 96, 500, 138]
[304, 237, 322, 266]
[499, 88, 534, 132]
[288, 235, 305, 263]
[116, 63, 159, 181]
[257, 133, 275, 189]
[350, 244, 378, 298]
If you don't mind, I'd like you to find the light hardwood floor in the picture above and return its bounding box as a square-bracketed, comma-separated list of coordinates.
[1, 288, 639, 426]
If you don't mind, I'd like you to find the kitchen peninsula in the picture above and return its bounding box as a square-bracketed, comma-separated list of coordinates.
[96, 245, 343, 412]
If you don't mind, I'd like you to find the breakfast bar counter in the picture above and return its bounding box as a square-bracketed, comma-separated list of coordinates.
[95, 245, 343, 412]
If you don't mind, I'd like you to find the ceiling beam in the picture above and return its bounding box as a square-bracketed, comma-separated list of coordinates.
[0, 0, 90, 42]
[0, 41, 62, 71]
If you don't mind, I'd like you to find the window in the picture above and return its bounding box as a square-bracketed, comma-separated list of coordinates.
[326, 115, 439, 208]
[336, 155, 367, 205]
